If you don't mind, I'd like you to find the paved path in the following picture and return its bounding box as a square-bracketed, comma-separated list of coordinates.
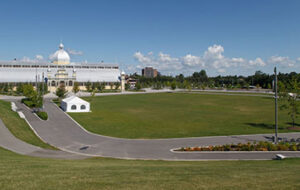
[14, 100, 300, 160]
[0, 118, 88, 159]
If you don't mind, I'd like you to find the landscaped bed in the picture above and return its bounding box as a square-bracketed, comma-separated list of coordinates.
[175, 141, 300, 152]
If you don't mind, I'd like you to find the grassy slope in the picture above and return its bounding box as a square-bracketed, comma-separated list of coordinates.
[0, 147, 299, 190]
[69, 93, 299, 139]
[0, 100, 55, 149]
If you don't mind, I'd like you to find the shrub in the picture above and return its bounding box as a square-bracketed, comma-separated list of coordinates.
[290, 144, 297, 151]
[171, 81, 176, 90]
[24, 100, 34, 108]
[37, 111, 48, 120]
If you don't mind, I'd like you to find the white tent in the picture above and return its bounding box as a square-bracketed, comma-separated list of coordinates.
[61, 96, 90, 112]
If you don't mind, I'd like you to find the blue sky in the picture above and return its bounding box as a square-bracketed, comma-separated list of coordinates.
[0, 0, 299, 76]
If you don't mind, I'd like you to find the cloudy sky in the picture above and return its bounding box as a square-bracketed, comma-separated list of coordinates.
[0, 0, 299, 76]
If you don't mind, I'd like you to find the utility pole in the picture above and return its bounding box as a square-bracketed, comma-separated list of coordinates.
[42, 72, 44, 95]
[274, 67, 278, 144]
[35, 68, 38, 93]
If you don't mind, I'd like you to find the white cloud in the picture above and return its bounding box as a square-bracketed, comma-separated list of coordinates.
[131, 45, 298, 75]
[204, 44, 224, 60]
[249, 57, 265, 66]
[133, 52, 152, 64]
[19, 55, 45, 63]
[66, 48, 83, 56]
[158, 52, 179, 63]
[182, 54, 204, 67]
[267, 56, 294, 67]
[35, 54, 44, 60]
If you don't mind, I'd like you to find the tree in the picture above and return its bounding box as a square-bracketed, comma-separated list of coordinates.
[73, 82, 80, 94]
[3, 83, 9, 93]
[114, 82, 120, 90]
[85, 81, 91, 92]
[171, 81, 176, 90]
[200, 83, 206, 90]
[22, 84, 43, 109]
[38, 83, 48, 95]
[91, 82, 97, 91]
[32, 92, 43, 109]
[153, 82, 162, 90]
[56, 84, 67, 99]
[135, 82, 141, 91]
[22, 84, 36, 99]
[16, 84, 23, 95]
[280, 78, 300, 128]
[97, 83, 105, 92]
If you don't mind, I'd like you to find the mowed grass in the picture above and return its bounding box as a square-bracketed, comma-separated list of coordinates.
[69, 93, 299, 139]
[0, 148, 299, 190]
[0, 100, 55, 149]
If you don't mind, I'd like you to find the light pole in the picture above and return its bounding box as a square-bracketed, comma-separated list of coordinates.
[274, 67, 278, 144]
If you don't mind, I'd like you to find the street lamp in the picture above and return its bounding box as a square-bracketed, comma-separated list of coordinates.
[274, 67, 278, 144]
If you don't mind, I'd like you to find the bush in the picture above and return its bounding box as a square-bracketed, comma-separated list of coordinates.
[23, 100, 34, 108]
[171, 81, 176, 90]
[36, 111, 48, 120]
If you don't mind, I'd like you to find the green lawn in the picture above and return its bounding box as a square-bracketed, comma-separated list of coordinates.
[0, 100, 55, 149]
[0, 147, 299, 190]
[69, 93, 299, 139]
[187, 91, 274, 96]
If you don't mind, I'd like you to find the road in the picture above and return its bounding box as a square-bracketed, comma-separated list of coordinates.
[0, 118, 88, 159]
[12, 100, 300, 160]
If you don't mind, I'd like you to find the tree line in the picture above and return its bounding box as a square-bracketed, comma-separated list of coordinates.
[130, 70, 300, 90]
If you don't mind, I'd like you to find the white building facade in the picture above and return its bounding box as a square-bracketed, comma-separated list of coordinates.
[0, 43, 125, 92]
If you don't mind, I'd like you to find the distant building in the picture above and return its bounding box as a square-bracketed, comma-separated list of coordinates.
[142, 67, 158, 78]
[126, 77, 137, 89]
[0, 43, 126, 92]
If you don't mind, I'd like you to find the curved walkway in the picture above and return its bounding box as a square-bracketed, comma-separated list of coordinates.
[13, 100, 300, 160]
[0, 118, 88, 159]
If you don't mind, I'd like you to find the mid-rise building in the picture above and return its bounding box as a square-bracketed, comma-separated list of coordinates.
[142, 67, 158, 78]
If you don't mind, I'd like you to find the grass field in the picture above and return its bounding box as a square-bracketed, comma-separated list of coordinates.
[69, 93, 299, 139]
[0, 147, 299, 190]
[0, 100, 55, 149]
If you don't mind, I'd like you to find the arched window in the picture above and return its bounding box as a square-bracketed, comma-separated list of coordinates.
[69, 80, 73, 86]
[80, 105, 86, 110]
[51, 81, 56, 86]
[71, 105, 77, 110]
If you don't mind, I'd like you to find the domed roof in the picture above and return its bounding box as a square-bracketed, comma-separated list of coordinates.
[52, 43, 70, 65]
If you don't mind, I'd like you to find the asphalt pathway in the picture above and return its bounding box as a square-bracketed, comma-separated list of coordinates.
[0, 118, 88, 159]
[13, 100, 300, 160]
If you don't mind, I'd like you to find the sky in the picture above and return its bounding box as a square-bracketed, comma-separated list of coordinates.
[0, 0, 300, 76]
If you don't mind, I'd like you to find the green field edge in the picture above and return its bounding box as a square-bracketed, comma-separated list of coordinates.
[0, 100, 57, 150]
[67, 93, 299, 139]
[0, 146, 300, 190]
